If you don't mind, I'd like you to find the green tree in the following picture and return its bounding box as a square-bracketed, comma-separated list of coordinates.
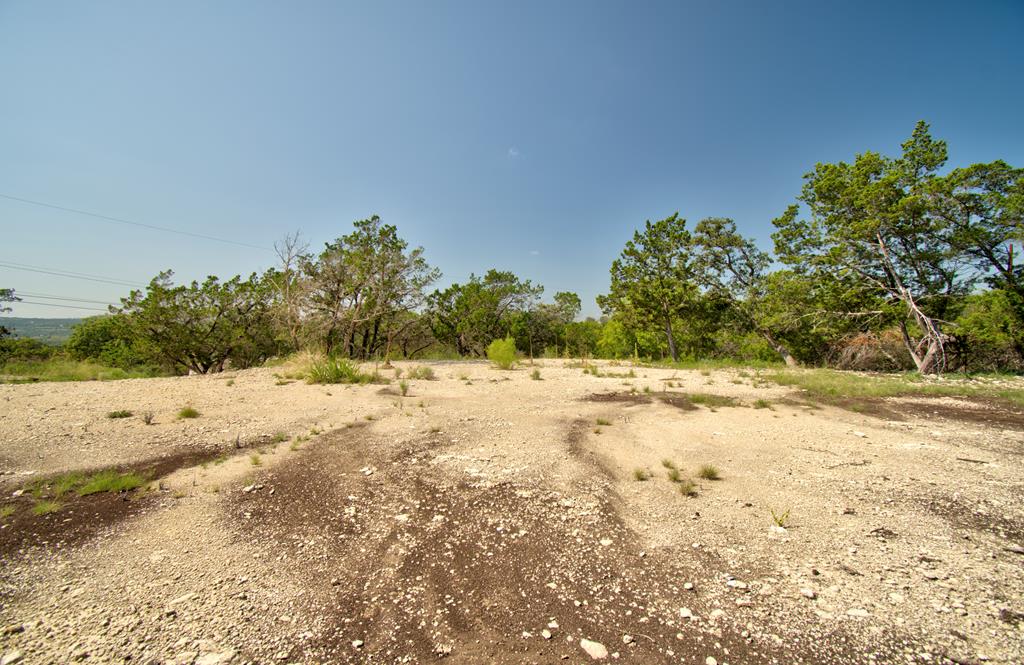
[598, 213, 698, 362]
[302, 216, 439, 358]
[0, 288, 19, 338]
[773, 121, 970, 373]
[65, 314, 148, 369]
[427, 270, 543, 356]
[117, 271, 279, 374]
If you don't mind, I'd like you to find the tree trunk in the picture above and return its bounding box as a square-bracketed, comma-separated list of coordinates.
[761, 330, 798, 367]
[664, 317, 679, 362]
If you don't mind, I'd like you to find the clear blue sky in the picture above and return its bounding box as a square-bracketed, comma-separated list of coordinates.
[2, 0, 1022, 319]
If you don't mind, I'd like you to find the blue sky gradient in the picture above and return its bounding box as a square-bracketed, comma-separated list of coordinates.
[2, 0, 1022, 318]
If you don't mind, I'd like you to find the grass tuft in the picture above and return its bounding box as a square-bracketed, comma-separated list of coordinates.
[178, 406, 200, 419]
[408, 365, 436, 380]
[107, 410, 133, 419]
[531, 368, 542, 381]
[399, 380, 409, 396]
[753, 398, 773, 409]
[33, 500, 62, 515]
[667, 467, 682, 483]
[632, 468, 652, 481]
[250, 454, 262, 466]
[678, 479, 698, 497]
[1, 505, 17, 520]
[771, 508, 791, 527]
[141, 411, 155, 425]
[596, 417, 612, 426]
[697, 464, 721, 481]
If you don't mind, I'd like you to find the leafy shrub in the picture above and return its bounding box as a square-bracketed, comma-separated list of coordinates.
[178, 406, 200, 419]
[486, 337, 518, 370]
[530, 368, 542, 380]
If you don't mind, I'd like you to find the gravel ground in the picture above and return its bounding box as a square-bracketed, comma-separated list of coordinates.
[1, 361, 1022, 664]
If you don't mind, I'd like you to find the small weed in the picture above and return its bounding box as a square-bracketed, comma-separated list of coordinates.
[700, 369, 711, 376]
[458, 372, 470, 381]
[107, 410, 133, 419]
[33, 500, 61, 515]
[178, 406, 200, 419]
[596, 417, 612, 426]
[643, 385, 651, 394]
[753, 398, 773, 410]
[667, 467, 682, 483]
[593, 427, 602, 434]
[172, 490, 187, 499]
[394, 367, 404, 379]
[275, 379, 293, 386]
[399, 380, 409, 396]
[688, 393, 739, 408]
[289, 440, 300, 451]
[226, 379, 235, 386]
[661, 459, 676, 469]
[250, 454, 262, 466]
[270, 431, 288, 443]
[364, 414, 375, 421]
[632, 468, 652, 481]
[429, 425, 441, 433]
[531, 368, 542, 381]
[408, 366, 436, 380]
[678, 479, 698, 497]
[771, 508, 791, 527]
[78, 470, 146, 496]
[142, 411, 155, 425]
[697, 464, 721, 481]
[0, 505, 16, 520]
[310, 427, 321, 435]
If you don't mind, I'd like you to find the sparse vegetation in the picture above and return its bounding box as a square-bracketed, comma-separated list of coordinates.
[666, 467, 682, 483]
[141, 411, 155, 425]
[632, 468, 652, 481]
[306, 357, 380, 385]
[270, 431, 288, 443]
[107, 409, 133, 419]
[688, 393, 739, 408]
[678, 479, 698, 497]
[1, 505, 17, 520]
[596, 417, 611, 426]
[226, 378, 235, 386]
[250, 454, 262, 466]
[697, 464, 721, 480]
[178, 405, 200, 419]
[661, 459, 676, 469]
[753, 398, 772, 409]
[771, 508, 791, 527]
[399, 380, 409, 396]
[407, 365, 436, 380]
[531, 368, 542, 380]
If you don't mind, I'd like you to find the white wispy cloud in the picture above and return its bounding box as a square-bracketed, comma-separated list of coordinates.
[507, 146, 520, 158]
[529, 249, 540, 256]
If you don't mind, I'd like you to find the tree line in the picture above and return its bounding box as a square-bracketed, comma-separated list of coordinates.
[2, 122, 1020, 374]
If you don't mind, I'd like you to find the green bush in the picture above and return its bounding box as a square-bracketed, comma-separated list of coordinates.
[486, 337, 518, 370]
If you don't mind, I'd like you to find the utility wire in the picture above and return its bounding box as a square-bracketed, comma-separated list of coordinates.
[11, 299, 110, 312]
[16, 292, 118, 306]
[0, 261, 144, 287]
[0, 193, 273, 252]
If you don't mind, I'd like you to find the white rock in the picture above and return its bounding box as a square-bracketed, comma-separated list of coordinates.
[847, 608, 869, 617]
[800, 588, 816, 599]
[580, 638, 609, 660]
[726, 579, 748, 589]
[1, 652, 24, 665]
[195, 651, 236, 665]
[541, 629, 552, 639]
[351, 639, 364, 648]
[683, 582, 694, 591]
[679, 607, 694, 619]
[599, 538, 613, 547]
[853, 431, 867, 438]
[168, 592, 197, 606]
[622, 635, 633, 644]
[706, 657, 718, 665]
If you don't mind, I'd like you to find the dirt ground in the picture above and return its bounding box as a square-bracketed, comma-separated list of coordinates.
[1, 361, 1022, 664]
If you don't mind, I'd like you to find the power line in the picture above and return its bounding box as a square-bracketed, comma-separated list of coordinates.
[0, 261, 144, 287]
[11, 299, 109, 312]
[0, 193, 273, 252]
[17, 292, 118, 306]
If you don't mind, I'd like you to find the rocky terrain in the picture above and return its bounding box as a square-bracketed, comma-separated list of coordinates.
[1, 361, 1022, 664]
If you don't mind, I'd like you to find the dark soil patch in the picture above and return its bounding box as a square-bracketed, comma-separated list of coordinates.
[583, 391, 652, 406]
[919, 493, 1024, 545]
[895, 397, 1024, 431]
[0, 433, 277, 560]
[224, 425, 913, 665]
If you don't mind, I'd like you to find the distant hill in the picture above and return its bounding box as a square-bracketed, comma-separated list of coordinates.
[0, 317, 83, 344]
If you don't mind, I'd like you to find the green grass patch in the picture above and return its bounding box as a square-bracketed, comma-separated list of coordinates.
[107, 410, 133, 419]
[678, 479, 698, 497]
[487, 337, 518, 370]
[596, 417, 612, 426]
[666, 467, 682, 483]
[178, 405, 200, 419]
[306, 357, 384, 385]
[250, 453, 262, 466]
[752, 398, 773, 409]
[33, 500, 62, 515]
[77, 470, 146, 496]
[407, 365, 436, 380]
[530, 368, 542, 381]
[632, 468, 652, 481]
[764, 368, 1024, 407]
[270, 431, 288, 443]
[0, 505, 16, 520]
[687, 393, 740, 408]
